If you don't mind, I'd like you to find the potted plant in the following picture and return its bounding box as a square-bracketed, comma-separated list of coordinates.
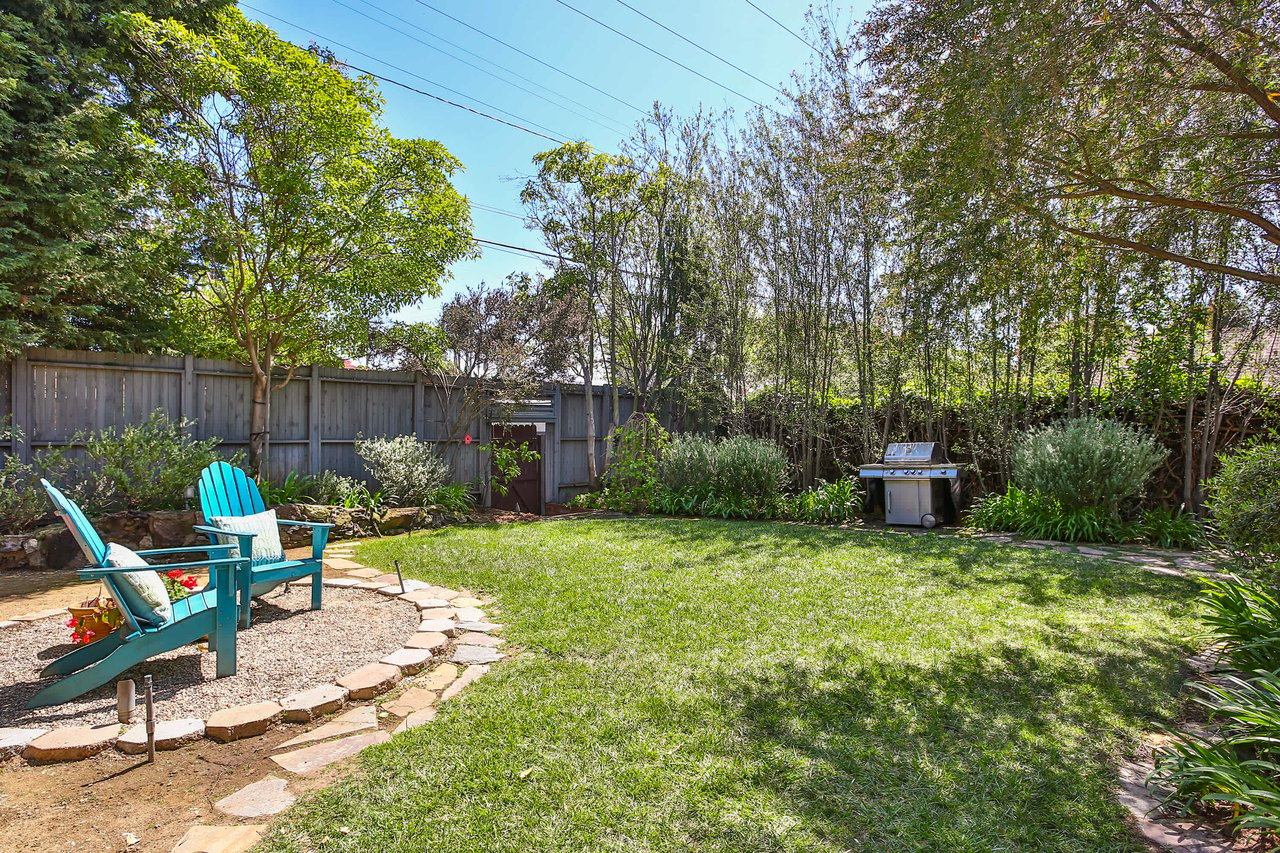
[66, 597, 124, 645]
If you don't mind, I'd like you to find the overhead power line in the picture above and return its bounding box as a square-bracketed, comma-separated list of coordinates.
[610, 0, 785, 97]
[412, 0, 647, 116]
[349, 0, 626, 130]
[329, 0, 630, 136]
[241, 4, 573, 143]
[551, 0, 765, 108]
[741, 0, 820, 52]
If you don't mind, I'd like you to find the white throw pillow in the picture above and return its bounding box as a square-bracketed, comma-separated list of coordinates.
[106, 543, 172, 628]
[208, 509, 286, 567]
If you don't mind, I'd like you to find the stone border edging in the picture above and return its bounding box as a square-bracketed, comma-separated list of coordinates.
[0, 549, 508, 765]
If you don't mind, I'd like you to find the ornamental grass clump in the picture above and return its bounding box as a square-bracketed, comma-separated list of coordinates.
[655, 434, 788, 518]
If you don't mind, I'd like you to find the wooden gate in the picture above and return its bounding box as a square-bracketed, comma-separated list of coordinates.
[489, 424, 542, 514]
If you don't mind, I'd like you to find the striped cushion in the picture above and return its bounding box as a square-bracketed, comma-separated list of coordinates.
[106, 543, 172, 628]
[207, 509, 286, 567]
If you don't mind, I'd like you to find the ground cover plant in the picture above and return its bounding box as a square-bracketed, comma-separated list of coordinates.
[263, 518, 1199, 852]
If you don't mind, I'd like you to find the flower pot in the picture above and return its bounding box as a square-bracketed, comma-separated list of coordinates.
[67, 604, 121, 644]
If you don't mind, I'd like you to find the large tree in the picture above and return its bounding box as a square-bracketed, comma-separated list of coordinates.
[0, 0, 228, 354]
[859, 0, 1280, 287]
[126, 9, 473, 472]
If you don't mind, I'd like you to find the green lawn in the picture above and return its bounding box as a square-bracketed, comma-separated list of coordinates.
[261, 518, 1200, 852]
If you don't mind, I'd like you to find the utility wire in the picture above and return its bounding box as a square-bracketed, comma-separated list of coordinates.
[551, 0, 765, 108]
[741, 0, 820, 52]
[329, 0, 629, 136]
[241, 4, 573, 142]
[412, 0, 647, 115]
[472, 202, 527, 220]
[610, 0, 785, 97]
[350, 0, 627, 130]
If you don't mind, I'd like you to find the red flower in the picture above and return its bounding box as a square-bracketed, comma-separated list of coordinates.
[65, 618, 77, 628]
[70, 632, 83, 644]
[166, 568, 184, 579]
[180, 576, 198, 590]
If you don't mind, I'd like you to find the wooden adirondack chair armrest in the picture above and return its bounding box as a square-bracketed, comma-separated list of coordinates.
[275, 519, 333, 560]
[135, 544, 239, 558]
[78, 556, 248, 580]
[275, 519, 335, 528]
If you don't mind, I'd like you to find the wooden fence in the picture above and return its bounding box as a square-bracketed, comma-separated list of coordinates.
[1, 349, 634, 506]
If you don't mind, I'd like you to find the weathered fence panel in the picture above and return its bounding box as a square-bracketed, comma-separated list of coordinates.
[3, 348, 630, 505]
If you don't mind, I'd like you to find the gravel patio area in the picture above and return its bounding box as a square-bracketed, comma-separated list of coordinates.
[0, 586, 419, 728]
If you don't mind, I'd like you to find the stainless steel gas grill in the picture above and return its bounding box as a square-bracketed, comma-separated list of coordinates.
[859, 442, 960, 528]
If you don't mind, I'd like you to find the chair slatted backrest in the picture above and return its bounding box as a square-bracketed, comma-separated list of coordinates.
[40, 479, 108, 566]
[198, 462, 267, 519]
[40, 479, 146, 635]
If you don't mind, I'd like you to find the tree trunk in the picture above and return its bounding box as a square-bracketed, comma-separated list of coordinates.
[248, 364, 272, 476]
[584, 335, 599, 490]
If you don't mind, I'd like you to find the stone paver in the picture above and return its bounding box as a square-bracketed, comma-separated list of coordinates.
[369, 573, 401, 585]
[421, 663, 459, 692]
[381, 647, 435, 675]
[377, 579, 430, 596]
[271, 731, 391, 775]
[344, 567, 381, 578]
[279, 685, 349, 722]
[456, 621, 503, 634]
[393, 707, 437, 734]
[451, 645, 504, 665]
[0, 727, 48, 759]
[1117, 759, 1231, 852]
[322, 577, 362, 589]
[458, 631, 504, 647]
[323, 558, 365, 571]
[450, 596, 485, 608]
[214, 775, 296, 818]
[441, 664, 488, 701]
[171, 824, 267, 853]
[417, 605, 456, 619]
[382, 687, 438, 717]
[23, 724, 119, 762]
[404, 631, 449, 652]
[117, 718, 205, 754]
[278, 705, 377, 749]
[418, 617, 460, 635]
[205, 701, 283, 743]
[353, 579, 388, 590]
[336, 662, 402, 700]
[420, 586, 461, 600]
[401, 591, 452, 609]
[452, 607, 487, 622]
[0, 620, 18, 629]
[1078, 547, 1109, 557]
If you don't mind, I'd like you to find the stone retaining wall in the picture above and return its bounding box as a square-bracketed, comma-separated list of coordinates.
[0, 504, 467, 572]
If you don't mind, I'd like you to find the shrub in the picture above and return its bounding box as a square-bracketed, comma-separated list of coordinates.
[75, 411, 226, 512]
[259, 470, 315, 505]
[779, 478, 863, 523]
[601, 413, 671, 512]
[658, 434, 789, 518]
[355, 435, 451, 508]
[967, 485, 1128, 542]
[1209, 442, 1280, 569]
[1012, 416, 1165, 512]
[306, 470, 366, 506]
[430, 481, 476, 513]
[1199, 578, 1280, 673]
[0, 454, 54, 533]
[1133, 507, 1207, 551]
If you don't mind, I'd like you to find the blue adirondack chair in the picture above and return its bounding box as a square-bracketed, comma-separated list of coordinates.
[29, 480, 243, 709]
[195, 462, 333, 628]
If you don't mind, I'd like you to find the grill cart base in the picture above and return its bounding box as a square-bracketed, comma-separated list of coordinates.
[860, 442, 960, 527]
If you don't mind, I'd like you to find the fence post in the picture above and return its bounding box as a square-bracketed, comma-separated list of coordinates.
[551, 383, 562, 503]
[180, 355, 195, 429]
[413, 373, 424, 441]
[308, 366, 322, 474]
[11, 353, 30, 463]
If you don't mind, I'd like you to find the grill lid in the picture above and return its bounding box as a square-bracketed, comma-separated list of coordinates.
[882, 442, 946, 465]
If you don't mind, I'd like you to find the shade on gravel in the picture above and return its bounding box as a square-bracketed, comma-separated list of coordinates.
[0, 587, 419, 728]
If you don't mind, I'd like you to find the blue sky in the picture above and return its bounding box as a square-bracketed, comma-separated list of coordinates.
[239, 0, 839, 323]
